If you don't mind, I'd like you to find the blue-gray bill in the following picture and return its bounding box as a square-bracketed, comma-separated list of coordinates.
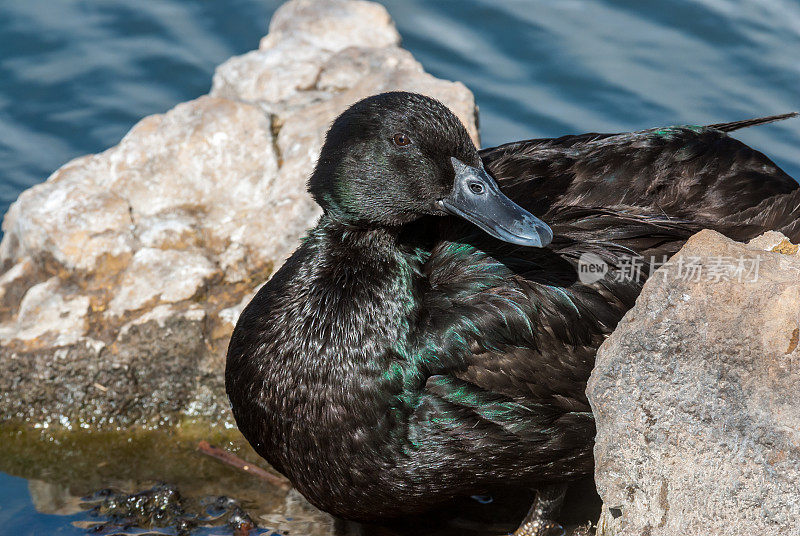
[440, 157, 553, 247]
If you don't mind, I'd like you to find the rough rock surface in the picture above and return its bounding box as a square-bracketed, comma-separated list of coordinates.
[588, 229, 800, 536]
[0, 0, 477, 427]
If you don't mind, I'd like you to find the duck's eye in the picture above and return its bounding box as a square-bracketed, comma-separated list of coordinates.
[469, 182, 485, 195]
[393, 133, 411, 146]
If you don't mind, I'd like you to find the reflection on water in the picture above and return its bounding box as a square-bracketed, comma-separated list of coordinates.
[0, 425, 598, 535]
[0, 426, 298, 535]
[27, 479, 83, 516]
[0, 425, 351, 535]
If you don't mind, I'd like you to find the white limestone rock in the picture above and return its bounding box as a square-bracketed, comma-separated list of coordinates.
[0, 0, 479, 427]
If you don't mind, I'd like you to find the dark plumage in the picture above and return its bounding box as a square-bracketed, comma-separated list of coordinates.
[225, 92, 798, 525]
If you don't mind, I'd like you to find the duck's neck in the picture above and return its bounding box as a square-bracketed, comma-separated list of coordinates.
[245, 215, 435, 420]
[300, 216, 429, 361]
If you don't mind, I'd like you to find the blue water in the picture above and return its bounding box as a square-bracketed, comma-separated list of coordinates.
[1, 0, 799, 533]
[0, 473, 86, 535]
[2, 0, 799, 221]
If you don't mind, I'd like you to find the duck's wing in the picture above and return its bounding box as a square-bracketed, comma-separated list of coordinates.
[705, 112, 799, 132]
[410, 373, 596, 483]
[422, 206, 699, 409]
[407, 206, 697, 479]
[479, 114, 799, 240]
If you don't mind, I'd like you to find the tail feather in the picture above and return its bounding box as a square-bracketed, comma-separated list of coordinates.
[707, 112, 799, 132]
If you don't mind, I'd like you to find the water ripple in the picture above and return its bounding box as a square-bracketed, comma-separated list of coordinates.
[0, 0, 798, 223]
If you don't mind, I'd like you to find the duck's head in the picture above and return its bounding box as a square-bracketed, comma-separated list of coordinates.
[308, 92, 552, 247]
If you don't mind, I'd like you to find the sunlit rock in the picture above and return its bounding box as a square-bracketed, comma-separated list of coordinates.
[106, 249, 217, 317]
[589, 230, 800, 536]
[0, 278, 89, 346]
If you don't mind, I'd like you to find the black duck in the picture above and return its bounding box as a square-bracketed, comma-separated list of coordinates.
[226, 91, 798, 534]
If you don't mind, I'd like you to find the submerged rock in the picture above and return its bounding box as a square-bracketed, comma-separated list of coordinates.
[83, 484, 257, 536]
[588, 230, 800, 536]
[0, 0, 477, 427]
